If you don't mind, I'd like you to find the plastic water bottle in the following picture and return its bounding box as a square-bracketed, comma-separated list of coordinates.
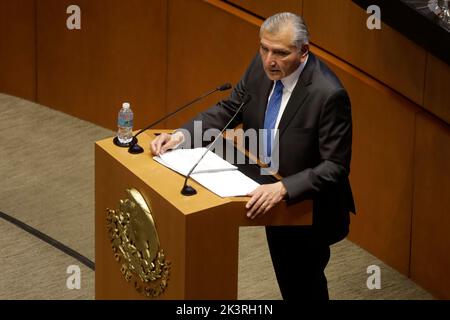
[117, 102, 133, 144]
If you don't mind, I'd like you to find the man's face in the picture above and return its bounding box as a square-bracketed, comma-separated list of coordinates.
[259, 28, 307, 80]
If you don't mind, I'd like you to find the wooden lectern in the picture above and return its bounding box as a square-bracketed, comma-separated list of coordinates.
[95, 130, 312, 299]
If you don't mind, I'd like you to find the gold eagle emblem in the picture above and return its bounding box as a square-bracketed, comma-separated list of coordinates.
[106, 188, 170, 297]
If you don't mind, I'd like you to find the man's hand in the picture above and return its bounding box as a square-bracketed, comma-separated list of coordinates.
[150, 131, 184, 156]
[245, 181, 288, 219]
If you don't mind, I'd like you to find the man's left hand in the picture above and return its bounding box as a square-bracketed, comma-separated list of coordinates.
[246, 182, 288, 219]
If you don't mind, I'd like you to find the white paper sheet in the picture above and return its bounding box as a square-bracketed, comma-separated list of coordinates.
[153, 148, 260, 197]
[154, 148, 237, 176]
[191, 169, 259, 198]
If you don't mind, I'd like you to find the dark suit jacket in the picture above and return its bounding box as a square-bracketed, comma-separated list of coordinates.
[182, 52, 355, 244]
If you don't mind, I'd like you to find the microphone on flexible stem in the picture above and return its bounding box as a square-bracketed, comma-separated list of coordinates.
[113, 83, 232, 154]
[181, 94, 252, 196]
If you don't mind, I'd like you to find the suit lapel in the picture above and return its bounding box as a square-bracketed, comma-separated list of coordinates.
[277, 53, 316, 139]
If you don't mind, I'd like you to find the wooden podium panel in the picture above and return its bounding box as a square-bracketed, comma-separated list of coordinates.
[95, 130, 312, 299]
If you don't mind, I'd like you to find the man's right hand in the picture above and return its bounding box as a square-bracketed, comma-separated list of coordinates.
[150, 131, 184, 156]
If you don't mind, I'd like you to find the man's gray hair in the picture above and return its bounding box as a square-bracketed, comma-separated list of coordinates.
[260, 12, 310, 50]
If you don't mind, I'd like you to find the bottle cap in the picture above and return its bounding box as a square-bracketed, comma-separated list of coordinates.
[122, 102, 130, 109]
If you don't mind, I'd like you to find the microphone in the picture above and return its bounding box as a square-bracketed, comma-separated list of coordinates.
[113, 83, 232, 154]
[181, 94, 252, 196]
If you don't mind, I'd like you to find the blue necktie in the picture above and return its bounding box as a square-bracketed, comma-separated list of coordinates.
[263, 80, 284, 158]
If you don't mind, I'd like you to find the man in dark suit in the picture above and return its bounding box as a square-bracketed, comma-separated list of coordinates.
[151, 12, 355, 300]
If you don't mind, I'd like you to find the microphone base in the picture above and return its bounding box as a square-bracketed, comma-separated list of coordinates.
[128, 143, 144, 154]
[181, 185, 197, 196]
[113, 136, 138, 148]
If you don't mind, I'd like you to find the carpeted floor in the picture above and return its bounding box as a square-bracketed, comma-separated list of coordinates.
[0, 219, 94, 299]
[237, 227, 433, 300]
[0, 93, 433, 299]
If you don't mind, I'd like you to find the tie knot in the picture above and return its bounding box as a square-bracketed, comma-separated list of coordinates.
[275, 80, 284, 92]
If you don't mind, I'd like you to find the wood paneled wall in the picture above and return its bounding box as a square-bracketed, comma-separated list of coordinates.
[165, 0, 260, 129]
[0, 0, 36, 101]
[329, 58, 418, 275]
[411, 113, 450, 299]
[424, 55, 450, 124]
[228, 0, 302, 18]
[1, 0, 449, 299]
[286, 46, 418, 275]
[199, 1, 450, 296]
[302, 0, 426, 106]
[36, 0, 167, 130]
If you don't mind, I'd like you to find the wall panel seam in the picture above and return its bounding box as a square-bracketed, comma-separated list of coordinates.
[409, 110, 420, 278]
[421, 52, 429, 108]
[34, 0, 38, 102]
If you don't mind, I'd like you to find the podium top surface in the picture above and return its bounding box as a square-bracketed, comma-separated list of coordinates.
[96, 130, 251, 215]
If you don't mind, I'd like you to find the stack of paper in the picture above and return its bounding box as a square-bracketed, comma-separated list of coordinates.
[190, 169, 260, 198]
[153, 148, 259, 197]
[154, 148, 237, 176]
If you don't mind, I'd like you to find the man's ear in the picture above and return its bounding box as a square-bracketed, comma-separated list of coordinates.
[300, 44, 309, 57]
